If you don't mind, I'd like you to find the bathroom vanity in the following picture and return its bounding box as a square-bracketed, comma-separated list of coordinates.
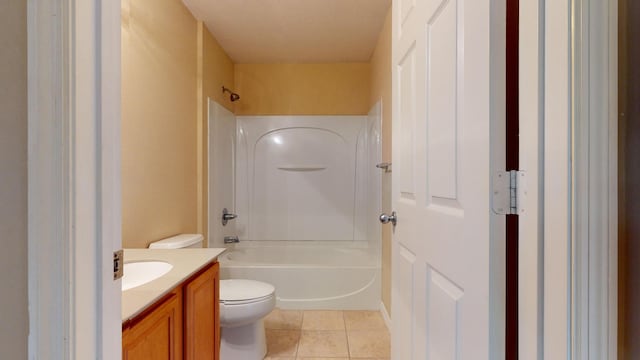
[121, 249, 226, 359]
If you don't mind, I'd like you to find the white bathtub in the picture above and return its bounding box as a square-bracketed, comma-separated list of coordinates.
[218, 244, 381, 310]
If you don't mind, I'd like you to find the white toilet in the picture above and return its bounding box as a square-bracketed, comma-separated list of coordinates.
[149, 234, 276, 360]
[219, 279, 275, 359]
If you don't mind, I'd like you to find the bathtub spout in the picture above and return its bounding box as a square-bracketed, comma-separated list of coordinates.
[224, 236, 240, 244]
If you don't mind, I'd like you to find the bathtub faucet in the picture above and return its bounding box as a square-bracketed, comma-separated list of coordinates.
[221, 208, 238, 226]
[224, 236, 240, 244]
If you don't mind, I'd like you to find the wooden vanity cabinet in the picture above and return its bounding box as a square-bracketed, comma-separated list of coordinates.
[122, 289, 183, 360]
[122, 261, 220, 360]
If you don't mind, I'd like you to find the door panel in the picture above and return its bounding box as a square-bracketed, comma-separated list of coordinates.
[400, 0, 415, 27]
[427, 266, 464, 360]
[391, 0, 504, 358]
[427, 0, 459, 202]
[398, 46, 417, 199]
[394, 244, 416, 360]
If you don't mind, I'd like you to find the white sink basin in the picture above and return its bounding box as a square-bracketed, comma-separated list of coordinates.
[122, 261, 173, 291]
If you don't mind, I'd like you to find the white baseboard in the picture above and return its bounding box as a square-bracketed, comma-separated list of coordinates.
[380, 301, 391, 331]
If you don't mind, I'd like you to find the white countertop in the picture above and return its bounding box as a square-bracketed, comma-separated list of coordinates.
[122, 248, 226, 322]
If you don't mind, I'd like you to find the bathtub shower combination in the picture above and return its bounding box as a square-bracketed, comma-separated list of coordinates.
[209, 100, 382, 310]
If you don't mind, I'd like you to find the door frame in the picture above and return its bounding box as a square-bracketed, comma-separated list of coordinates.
[27, 0, 122, 358]
[571, 0, 618, 358]
[517, 0, 545, 358]
[542, 0, 573, 358]
[520, 0, 619, 358]
[518, 0, 575, 357]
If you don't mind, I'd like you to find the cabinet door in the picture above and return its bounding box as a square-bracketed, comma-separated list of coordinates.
[123, 290, 183, 360]
[184, 262, 219, 360]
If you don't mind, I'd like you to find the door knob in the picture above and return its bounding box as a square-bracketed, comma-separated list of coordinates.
[379, 211, 397, 226]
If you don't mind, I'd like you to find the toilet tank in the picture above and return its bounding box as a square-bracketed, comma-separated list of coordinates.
[148, 234, 204, 249]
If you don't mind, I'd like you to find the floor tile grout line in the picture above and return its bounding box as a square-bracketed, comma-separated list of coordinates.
[343, 310, 351, 359]
[293, 328, 299, 358]
[295, 310, 303, 358]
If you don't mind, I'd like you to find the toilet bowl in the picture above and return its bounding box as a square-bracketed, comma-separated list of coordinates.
[219, 279, 276, 360]
[148, 234, 276, 360]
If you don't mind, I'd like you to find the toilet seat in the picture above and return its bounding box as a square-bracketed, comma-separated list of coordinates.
[221, 294, 274, 305]
[220, 279, 275, 305]
[219, 286, 276, 328]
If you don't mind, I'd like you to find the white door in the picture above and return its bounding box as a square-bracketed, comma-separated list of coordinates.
[391, 0, 505, 358]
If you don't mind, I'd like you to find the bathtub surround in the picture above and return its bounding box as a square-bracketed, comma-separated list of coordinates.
[363, 102, 384, 260]
[211, 113, 381, 310]
[207, 101, 238, 248]
[369, 7, 392, 316]
[235, 116, 370, 242]
[197, 22, 236, 246]
[0, 0, 28, 357]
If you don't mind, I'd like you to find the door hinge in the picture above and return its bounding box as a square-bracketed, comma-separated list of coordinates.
[114, 249, 124, 280]
[492, 170, 526, 215]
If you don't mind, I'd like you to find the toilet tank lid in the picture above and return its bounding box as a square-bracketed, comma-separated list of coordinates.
[148, 234, 204, 249]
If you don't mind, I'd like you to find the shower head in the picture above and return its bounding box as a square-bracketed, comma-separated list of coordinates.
[222, 86, 240, 102]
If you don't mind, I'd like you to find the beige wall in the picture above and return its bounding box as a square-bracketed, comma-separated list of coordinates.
[197, 23, 236, 245]
[369, 8, 392, 316]
[200, 25, 236, 114]
[121, 0, 199, 248]
[0, 0, 28, 357]
[234, 63, 371, 115]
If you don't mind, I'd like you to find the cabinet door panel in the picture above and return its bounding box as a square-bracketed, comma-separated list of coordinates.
[184, 263, 219, 360]
[123, 290, 183, 360]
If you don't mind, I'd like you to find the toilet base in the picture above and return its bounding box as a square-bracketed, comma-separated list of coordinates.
[220, 319, 267, 360]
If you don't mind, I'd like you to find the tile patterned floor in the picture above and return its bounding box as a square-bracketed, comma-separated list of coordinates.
[263, 309, 390, 360]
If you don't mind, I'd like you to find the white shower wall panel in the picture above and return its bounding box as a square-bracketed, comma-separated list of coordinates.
[236, 116, 367, 241]
[363, 102, 383, 250]
[354, 102, 383, 245]
[208, 101, 237, 247]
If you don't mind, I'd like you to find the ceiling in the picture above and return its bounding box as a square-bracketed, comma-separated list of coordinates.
[182, 0, 391, 63]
